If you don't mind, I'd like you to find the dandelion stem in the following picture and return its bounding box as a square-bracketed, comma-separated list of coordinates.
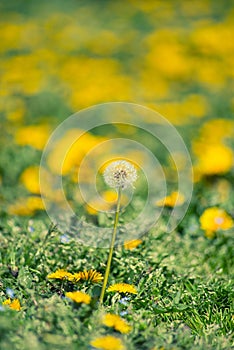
[100, 187, 122, 304]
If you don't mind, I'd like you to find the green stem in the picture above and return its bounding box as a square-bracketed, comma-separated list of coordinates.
[100, 187, 122, 304]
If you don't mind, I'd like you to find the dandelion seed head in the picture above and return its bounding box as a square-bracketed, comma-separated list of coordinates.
[103, 160, 137, 190]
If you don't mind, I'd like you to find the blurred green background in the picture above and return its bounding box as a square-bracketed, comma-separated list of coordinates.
[0, 0, 234, 215]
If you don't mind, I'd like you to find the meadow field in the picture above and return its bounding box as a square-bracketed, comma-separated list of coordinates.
[0, 1, 234, 349]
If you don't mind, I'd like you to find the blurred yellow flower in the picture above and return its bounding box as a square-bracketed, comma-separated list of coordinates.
[65, 291, 91, 305]
[0, 23, 22, 52]
[191, 22, 234, 56]
[182, 94, 207, 119]
[15, 124, 51, 150]
[47, 129, 106, 176]
[2, 298, 21, 311]
[107, 283, 137, 294]
[102, 190, 118, 203]
[85, 199, 104, 215]
[102, 313, 131, 334]
[193, 59, 226, 88]
[90, 335, 125, 350]
[0, 20, 41, 52]
[85, 190, 128, 215]
[47, 269, 73, 280]
[2, 54, 45, 95]
[197, 119, 234, 143]
[20, 166, 40, 194]
[194, 143, 233, 176]
[155, 94, 207, 125]
[145, 30, 191, 80]
[200, 207, 233, 238]
[124, 239, 142, 250]
[8, 196, 44, 215]
[58, 57, 131, 109]
[70, 270, 103, 283]
[179, 1, 210, 17]
[137, 71, 169, 100]
[85, 197, 113, 215]
[20, 166, 63, 203]
[156, 191, 185, 207]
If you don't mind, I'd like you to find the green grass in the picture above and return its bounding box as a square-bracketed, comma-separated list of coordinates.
[0, 213, 233, 349]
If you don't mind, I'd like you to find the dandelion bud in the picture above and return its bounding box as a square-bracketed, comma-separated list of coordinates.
[103, 160, 137, 190]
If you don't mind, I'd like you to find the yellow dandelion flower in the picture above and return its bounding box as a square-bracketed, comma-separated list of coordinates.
[155, 191, 185, 207]
[124, 239, 142, 250]
[10, 299, 21, 311]
[200, 207, 233, 238]
[102, 313, 131, 334]
[90, 335, 125, 350]
[2, 299, 11, 306]
[65, 291, 91, 305]
[107, 283, 137, 295]
[68, 273, 81, 283]
[47, 269, 73, 280]
[70, 269, 103, 284]
[2, 298, 21, 311]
